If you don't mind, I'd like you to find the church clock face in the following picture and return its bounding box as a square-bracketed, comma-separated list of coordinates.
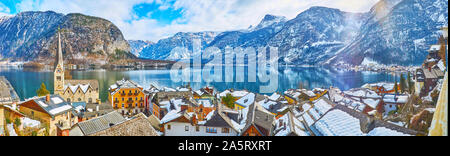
[56, 66, 63, 73]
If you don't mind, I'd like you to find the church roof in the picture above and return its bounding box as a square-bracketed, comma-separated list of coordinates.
[64, 80, 99, 93]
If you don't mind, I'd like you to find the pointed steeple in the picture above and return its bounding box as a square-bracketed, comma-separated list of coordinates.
[56, 27, 63, 67]
[54, 26, 65, 95]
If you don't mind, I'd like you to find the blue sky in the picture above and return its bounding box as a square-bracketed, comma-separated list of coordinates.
[0, 0, 380, 42]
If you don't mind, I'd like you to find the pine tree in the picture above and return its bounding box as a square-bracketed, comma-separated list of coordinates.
[222, 94, 236, 109]
[394, 80, 399, 95]
[36, 83, 50, 97]
[407, 72, 414, 93]
[400, 73, 407, 93]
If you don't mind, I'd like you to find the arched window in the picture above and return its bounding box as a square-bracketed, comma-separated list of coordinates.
[88, 98, 93, 103]
[78, 98, 82, 102]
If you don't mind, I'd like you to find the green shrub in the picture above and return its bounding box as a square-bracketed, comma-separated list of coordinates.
[14, 118, 21, 127]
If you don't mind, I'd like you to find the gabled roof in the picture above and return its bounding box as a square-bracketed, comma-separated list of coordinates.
[74, 111, 126, 136]
[23, 95, 73, 117]
[65, 79, 99, 91]
[109, 79, 143, 95]
[89, 113, 159, 136]
[423, 67, 445, 79]
[203, 111, 240, 132]
[310, 105, 420, 136]
[241, 102, 275, 136]
[274, 111, 309, 136]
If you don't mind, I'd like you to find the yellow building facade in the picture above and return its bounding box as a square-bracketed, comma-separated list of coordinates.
[109, 79, 146, 116]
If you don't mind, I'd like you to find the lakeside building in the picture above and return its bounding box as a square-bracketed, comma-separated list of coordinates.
[53, 28, 100, 104]
[70, 112, 159, 136]
[161, 104, 239, 136]
[1, 76, 21, 129]
[19, 95, 77, 136]
[108, 79, 146, 117]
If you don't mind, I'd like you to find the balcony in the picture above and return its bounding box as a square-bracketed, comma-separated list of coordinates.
[128, 92, 133, 96]
[134, 92, 140, 96]
[127, 100, 134, 103]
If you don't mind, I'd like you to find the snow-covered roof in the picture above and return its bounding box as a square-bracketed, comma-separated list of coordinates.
[363, 99, 380, 109]
[197, 99, 213, 107]
[275, 112, 309, 136]
[231, 90, 249, 97]
[65, 83, 93, 94]
[268, 93, 281, 101]
[313, 99, 333, 115]
[177, 87, 190, 92]
[218, 90, 231, 97]
[313, 109, 364, 136]
[51, 97, 64, 104]
[160, 110, 183, 124]
[49, 105, 73, 115]
[366, 127, 411, 136]
[304, 91, 316, 97]
[235, 93, 255, 108]
[383, 94, 408, 104]
[429, 45, 441, 51]
[344, 88, 380, 98]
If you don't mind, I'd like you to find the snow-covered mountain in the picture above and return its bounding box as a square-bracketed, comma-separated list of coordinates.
[113, 0, 450, 65]
[128, 40, 153, 57]
[327, 0, 448, 65]
[138, 32, 219, 60]
[0, 11, 132, 62]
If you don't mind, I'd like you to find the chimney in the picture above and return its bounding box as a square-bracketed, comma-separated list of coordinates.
[46, 94, 50, 102]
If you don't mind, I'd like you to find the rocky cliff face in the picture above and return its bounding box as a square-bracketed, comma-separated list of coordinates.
[0, 11, 132, 64]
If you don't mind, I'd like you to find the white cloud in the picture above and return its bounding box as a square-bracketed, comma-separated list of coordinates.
[0, 2, 11, 16]
[12, 0, 380, 42]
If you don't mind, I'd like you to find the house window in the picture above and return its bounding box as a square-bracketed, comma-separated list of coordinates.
[185, 126, 189, 131]
[196, 126, 200, 132]
[88, 98, 92, 103]
[122, 104, 124, 108]
[167, 125, 171, 130]
[206, 127, 217, 133]
[31, 111, 34, 117]
[122, 98, 124, 101]
[222, 128, 230, 133]
[136, 97, 138, 101]
[67, 98, 71, 103]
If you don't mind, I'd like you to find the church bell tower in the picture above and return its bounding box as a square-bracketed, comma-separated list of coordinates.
[54, 27, 65, 95]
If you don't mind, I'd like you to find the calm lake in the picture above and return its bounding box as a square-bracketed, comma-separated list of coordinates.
[0, 66, 401, 102]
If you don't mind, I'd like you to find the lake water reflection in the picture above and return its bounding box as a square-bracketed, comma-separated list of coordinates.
[0, 66, 400, 102]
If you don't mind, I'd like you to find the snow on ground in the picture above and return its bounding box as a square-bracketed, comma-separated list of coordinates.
[21, 117, 41, 128]
[7, 124, 18, 136]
